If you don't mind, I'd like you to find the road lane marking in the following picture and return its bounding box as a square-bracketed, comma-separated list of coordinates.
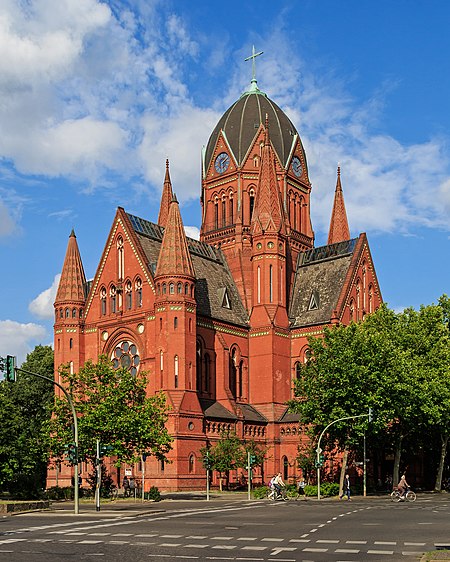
[302, 547, 328, 552]
[367, 550, 394, 555]
[161, 534, 183, 538]
[402, 552, 426, 557]
[187, 535, 208, 539]
[335, 548, 360, 553]
[159, 543, 182, 547]
[261, 538, 284, 542]
[346, 540, 367, 544]
[211, 536, 233, 540]
[212, 545, 236, 550]
[317, 540, 339, 543]
[404, 542, 426, 546]
[375, 541, 396, 545]
[289, 539, 310, 543]
[241, 546, 267, 550]
[237, 537, 257, 541]
[78, 540, 104, 544]
[185, 544, 209, 548]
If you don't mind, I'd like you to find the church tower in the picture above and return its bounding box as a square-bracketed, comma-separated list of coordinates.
[54, 230, 86, 375]
[200, 59, 314, 312]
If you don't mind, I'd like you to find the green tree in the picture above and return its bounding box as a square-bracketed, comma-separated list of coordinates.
[47, 356, 172, 470]
[0, 345, 54, 497]
[201, 430, 246, 490]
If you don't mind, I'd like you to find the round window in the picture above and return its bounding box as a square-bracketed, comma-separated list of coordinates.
[111, 341, 140, 376]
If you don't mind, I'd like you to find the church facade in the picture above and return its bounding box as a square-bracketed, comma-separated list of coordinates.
[51, 74, 382, 491]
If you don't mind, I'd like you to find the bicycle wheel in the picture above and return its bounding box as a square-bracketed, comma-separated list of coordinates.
[406, 490, 416, 502]
[390, 490, 399, 501]
[267, 490, 275, 500]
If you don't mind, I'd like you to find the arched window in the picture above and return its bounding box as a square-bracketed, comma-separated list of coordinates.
[169, 283, 174, 294]
[117, 236, 124, 280]
[162, 283, 167, 294]
[100, 287, 106, 315]
[269, 265, 273, 302]
[189, 318, 192, 333]
[349, 298, 355, 321]
[59, 308, 63, 318]
[65, 308, 70, 318]
[177, 282, 182, 294]
[125, 280, 132, 310]
[160, 350, 164, 371]
[110, 286, 116, 313]
[257, 266, 261, 303]
[159, 317, 162, 332]
[295, 361, 302, 379]
[69, 338, 73, 349]
[204, 353, 210, 393]
[222, 196, 226, 227]
[174, 355, 179, 388]
[174, 317, 178, 329]
[185, 283, 189, 295]
[229, 193, 234, 224]
[249, 190, 255, 220]
[135, 278, 142, 307]
[214, 199, 219, 229]
[196, 340, 202, 392]
[229, 347, 237, 399]
[72, 308, 76, 318]
[189, 454, 195, 474]
[79, 308, 83, 318]
[368, 284, 374, 313]
[283, 456, 289, 481]
[238, 360, 243, 399]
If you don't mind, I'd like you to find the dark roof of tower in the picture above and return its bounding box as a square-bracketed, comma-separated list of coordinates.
[204, 87, 304, 171]
[55, 230, 87, 304]
[289, 239, 358, 327]
[328, 166, 350, 245]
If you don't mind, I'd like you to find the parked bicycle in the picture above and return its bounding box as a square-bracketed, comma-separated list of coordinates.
[267, 487, 289, 501]
[390, 487, 416, 502]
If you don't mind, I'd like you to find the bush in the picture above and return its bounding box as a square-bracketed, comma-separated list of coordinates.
[252, 486, 269, 499]
[146, 486, 161, 502]
[304, 482, 339, 497]
[45, 486, 74, 500]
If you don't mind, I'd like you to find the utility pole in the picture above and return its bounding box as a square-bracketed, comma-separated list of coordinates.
[95, 439, 101, 511]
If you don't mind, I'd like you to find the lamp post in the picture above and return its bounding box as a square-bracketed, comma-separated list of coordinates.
[316, 409, 373, 500]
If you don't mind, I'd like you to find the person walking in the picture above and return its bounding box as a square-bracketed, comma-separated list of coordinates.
[340, 474, 351, 500]
[122, 475, 130, 498]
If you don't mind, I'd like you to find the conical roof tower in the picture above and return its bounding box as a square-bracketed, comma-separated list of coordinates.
[327, 166, 350, 244]
[157, 159, 174, 229]
[55, 230, 86, 305]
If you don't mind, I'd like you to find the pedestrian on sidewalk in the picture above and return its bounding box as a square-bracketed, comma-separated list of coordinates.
[340, 474, 351, 500]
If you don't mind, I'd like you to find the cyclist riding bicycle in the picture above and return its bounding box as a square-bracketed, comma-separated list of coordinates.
[272, 472, 285, 498]
[397, 474, 409, 499]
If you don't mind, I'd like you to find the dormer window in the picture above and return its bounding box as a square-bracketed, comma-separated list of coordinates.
[218, 288, 231, 309]
[308, 291, 320, 311]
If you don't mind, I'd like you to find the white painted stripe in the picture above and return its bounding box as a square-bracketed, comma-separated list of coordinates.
[107, 541, 129, 545]
[261, 538, 284, 542]
[161, 534, 183, 538]
[241, 546, 267, 550]
[404, 542, 426, 546]
[302, 547, 328, 552]
[185, 544, 209, 548]
[212, 545, 236, 550]
[237, 537, 257, 541]
[112, 533, 133, 537]
[346, 540, 367, 544]
[159, 543, 182, 547]
[211, 536, 233, 540]
[374, 541, 396, 545]
[335, 549, 360, 554]
[301, 533, 309, 538]
[78, 540, 104, 544]
[31, 539, 52, 542]
[402, 552, 426, 556]
[367, 550, 394, 555]
[187, 535, 208, 539]
[88, 533, 111, 536]
[317, 539, 339, 543]
[289, 539, 310, 543]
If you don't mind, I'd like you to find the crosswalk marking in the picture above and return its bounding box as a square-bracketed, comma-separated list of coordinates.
[367, 549, 394, 555]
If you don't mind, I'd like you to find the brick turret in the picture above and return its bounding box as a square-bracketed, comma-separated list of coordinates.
[327, 165, 350, 244]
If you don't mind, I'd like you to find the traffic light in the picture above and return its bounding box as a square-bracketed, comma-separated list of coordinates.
[368, 407, 373, 422]
[249, 454, 256, 466]
[315, 454, 324, 468]
[5, 355, 16, 382]
[204, 452, 212, 470]
[99, 444, 114, 457]
[67, 442, 78, 465]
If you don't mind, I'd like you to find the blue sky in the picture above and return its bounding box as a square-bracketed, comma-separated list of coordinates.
[1, 0, 449, 363]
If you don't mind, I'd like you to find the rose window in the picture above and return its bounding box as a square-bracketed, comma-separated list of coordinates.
[111, 341, 140, 376]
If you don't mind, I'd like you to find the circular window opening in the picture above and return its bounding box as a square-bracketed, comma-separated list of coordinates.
[111, 340, 140, 376]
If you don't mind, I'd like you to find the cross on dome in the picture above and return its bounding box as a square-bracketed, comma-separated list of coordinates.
[244, 45, 263, 92]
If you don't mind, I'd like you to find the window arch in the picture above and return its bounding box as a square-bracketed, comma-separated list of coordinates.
[177, 282, 182, 294]
[72, 308, 77, 318]
[125, 280, 132, 310]
[100, 287, 107, 315]
[249, 189, 255, 221]
[135, 277, 142, 307]
[65, 308, 70, 318]
[110, 285, 116, 313]
[189, 454, 195, 474]
[169, 282, 174, 294]
[282, 456, 289, 481]
[117, 235, 124, 280]
[295, 361, 302, 379]
[229, 347, 238, 400]
[174, 355, 179, 388]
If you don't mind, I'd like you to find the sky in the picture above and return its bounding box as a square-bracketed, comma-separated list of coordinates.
[1, 0, 449, 364]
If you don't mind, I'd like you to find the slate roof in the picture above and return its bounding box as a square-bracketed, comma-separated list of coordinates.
[200, 399, 267, 423]
[289, 239, 358, 327]
[204, 89, 306, 171]
[128, 213, 249, 327]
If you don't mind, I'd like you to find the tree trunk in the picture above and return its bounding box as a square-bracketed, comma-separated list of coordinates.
[339, 449, 349, 497]
[219, 475, 223, 492]
[434, 434, 448, 492]
[392, 436, 403, 487]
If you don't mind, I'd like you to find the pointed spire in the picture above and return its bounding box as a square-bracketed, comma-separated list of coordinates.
[327, 165, 350, 245]
[251, 117, 286, 235]
[55, 230, 87, 304]
[158, 159, 174, 228]
[155, 194, 195, 279]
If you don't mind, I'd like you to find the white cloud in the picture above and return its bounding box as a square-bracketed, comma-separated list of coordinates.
[184, 225, 200, 240]
[0, 320, 48, 366]
[29, 274, 61, 320]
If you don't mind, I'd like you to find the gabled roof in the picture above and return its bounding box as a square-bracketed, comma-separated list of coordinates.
[55, 230, 87, 304]
[128, 213, 249, 326]
[251, 118, 286, 236]
[289, 239, 358, 327]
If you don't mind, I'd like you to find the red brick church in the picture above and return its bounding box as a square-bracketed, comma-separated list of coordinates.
[50, 69, 382, 491]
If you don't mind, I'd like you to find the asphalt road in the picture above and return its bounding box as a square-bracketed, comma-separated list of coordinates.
[0, 494, 449, 561]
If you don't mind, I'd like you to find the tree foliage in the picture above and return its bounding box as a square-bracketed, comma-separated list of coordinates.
[47, 356, 172, 467]
[289, 298, 450, 489]
[0, 345, 54, 497]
